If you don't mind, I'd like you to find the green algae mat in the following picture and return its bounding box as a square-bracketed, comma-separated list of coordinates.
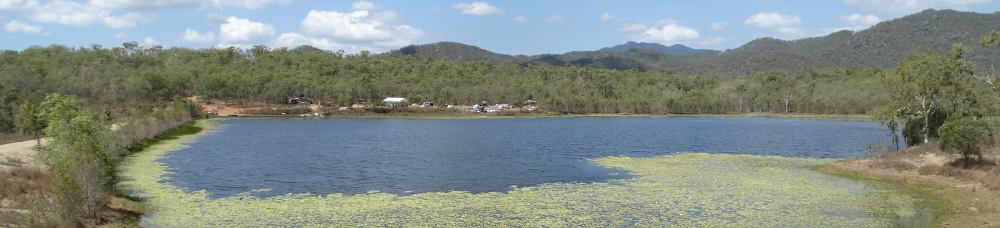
[117, 121, 944, 227]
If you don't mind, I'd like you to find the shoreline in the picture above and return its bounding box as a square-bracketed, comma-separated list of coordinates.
[821, 155, 1000, 227]
[215, 112, 872, 120]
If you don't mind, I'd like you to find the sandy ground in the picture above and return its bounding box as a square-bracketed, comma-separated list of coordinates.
[0, 139, 43, 171]
[825, 145, 1000, 228]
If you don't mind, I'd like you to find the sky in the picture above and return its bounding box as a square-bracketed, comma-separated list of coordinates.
[1, 0, 999, 55]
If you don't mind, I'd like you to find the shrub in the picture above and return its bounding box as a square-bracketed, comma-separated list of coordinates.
[938, 118, 994, 167]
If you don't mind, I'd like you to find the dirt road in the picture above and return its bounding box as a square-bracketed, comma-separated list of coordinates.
[0, 139, 42, 171]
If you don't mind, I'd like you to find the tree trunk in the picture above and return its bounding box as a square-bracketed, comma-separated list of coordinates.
[922, 111, 931, 144]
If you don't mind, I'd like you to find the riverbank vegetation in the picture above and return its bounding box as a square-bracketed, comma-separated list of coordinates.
[1, 94, 202, 226]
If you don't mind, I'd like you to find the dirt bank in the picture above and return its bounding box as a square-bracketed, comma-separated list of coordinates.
[823, 143, 1000, 227]
[0, 139, 143, 227]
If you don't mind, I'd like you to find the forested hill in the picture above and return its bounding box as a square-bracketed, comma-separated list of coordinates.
[389, 9, 1000, 74]
[597, 42, 713, 55]
[387, 41, 519, 64]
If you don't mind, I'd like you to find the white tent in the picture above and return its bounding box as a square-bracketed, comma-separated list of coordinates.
[383, 97, 408, 106]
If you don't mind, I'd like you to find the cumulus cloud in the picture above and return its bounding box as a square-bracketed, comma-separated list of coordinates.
[745, 12, 801, 28]
[514, 15, 526, 22]
[143, 36, 160, 46]
[102, 12, 155, 28]
[182, 28, 216, 43]
[0, 0, 38, 10]
[638, 23, 700, 44]
[453, 2, 501, 15]
[619, 23, 648, 32]
[351, 0, 377, 10]
[273, 9, 425, 53]
[89, 0, 289, 10]
[843, 0, 991, 13]
[3, 0, 284, 30]
[745, 12, 805, 38]
[218, 16, 274, 47]
[546, 15, 562, 22]
[600, 12, 619, 21]
[710, 22, 729, 30]
[4, 19, 47, 36]
[842, 14, 881, 27]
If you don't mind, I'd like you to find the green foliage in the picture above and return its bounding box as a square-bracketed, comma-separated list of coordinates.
[876, 48, 984, 145]
[938, 118, 994, 165]
[981, 29, 1000, 48]
[0, 42, 902, 115]
[37, 94, 109, 219]
[13, 100, 45, 145]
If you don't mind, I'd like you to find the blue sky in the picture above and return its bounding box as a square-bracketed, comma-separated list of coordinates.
[1, 0, 999, 55]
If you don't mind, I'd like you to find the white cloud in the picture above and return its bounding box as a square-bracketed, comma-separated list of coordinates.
[514, 15, 526, 22]
[546, 15, 562, 22]
[351, 0, 377, 10]
[600, 12, 618, 21]
[637, 23, 700, 44]
[301, 10, 391, 40]
[30, 1, 101, 26]
[4, 0, 285, 30]
[745, 12, 801, 28]
[182, 28, 216, 43]
[89, 0, 289, 10]
[843, 0, 991, 13]
[218, 16, 274, 47]
[619, 23, 648, 32]
[274, 9, 425, 53]
[745, 12, 805, 39]
[821, 13, 883, 34]
[453, 2, 501, 15]
[840, 13, 881, 30]
[23, 1, 153, 28]
[143, 36, 159, 46]
[4, 19, 47, 36]
[710, 22, 729, 30]
[373, 10, 397, 21]
[0, 0, 38, 10]
[102, 12, 154, 28]
[114, 32, 128, 39]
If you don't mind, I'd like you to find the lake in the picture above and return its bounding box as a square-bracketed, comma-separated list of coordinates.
[160, 117, 897, 197]
[117, 117, 943, 227]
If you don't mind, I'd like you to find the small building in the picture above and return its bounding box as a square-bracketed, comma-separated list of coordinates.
[383, 97, 408, 107]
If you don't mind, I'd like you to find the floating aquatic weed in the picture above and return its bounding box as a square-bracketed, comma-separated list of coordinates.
[117, 121, 942, 227]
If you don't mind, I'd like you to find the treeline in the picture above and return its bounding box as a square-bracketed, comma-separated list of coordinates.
[17, 94, 202, 223]
[0, 44, 904, 127]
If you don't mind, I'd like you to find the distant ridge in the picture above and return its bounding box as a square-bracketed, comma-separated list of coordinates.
[390, 9, 1000, 74]
[598, 41, 712, 55]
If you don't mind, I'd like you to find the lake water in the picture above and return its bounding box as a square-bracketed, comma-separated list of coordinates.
[160, 117, 897, 197]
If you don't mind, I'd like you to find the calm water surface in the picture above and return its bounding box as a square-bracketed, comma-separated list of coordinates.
[161, 117, 896, 197]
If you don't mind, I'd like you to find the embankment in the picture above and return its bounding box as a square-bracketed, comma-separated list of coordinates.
[822, 143, 1000, 227]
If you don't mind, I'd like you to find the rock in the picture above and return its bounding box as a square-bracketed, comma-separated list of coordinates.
[968, 207, 978, 213]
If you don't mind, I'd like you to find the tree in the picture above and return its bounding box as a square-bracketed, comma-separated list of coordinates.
[14, 101, 45, 146]
[938, 118, 994, 168]
[980, 29, 1000, 48]
[877, 49, 972, 145]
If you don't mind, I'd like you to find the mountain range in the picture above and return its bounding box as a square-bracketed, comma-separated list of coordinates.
[387, 9, 1000, 75]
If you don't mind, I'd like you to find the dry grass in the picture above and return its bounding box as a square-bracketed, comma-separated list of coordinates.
[0, 166, 62, 227]
[827, 136, 1000, 227]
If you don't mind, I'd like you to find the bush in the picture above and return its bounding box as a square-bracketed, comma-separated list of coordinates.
[938, 118, 994, 167]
